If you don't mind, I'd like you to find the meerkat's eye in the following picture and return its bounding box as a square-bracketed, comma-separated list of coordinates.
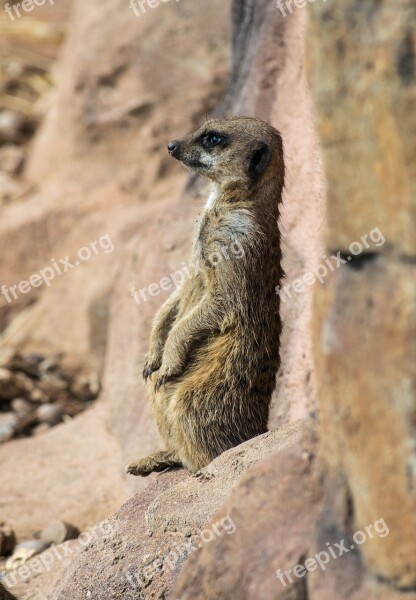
[202, 132, 223, 149]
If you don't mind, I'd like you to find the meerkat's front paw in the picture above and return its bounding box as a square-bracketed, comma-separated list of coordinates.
[143, 353, 162, 381]
[154, 362, 183, 390]
[154, 370, 172, 391]
[126, 451, 182, 476]
[126, 458, 154, 477]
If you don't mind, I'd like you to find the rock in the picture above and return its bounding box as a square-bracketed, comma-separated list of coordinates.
[10, 398, 34, 418]
[1, 0, 319, 597]
[36, 404, 64, 426]
[0, 146, 25, 176]
[314, 257, 416, 588]
[173, 430, 416, 600]
[172, 424, 320, 599]
[0, 0, 241, 499]
[39, 520, 80, 546]
[6, 353, 44, 379]
[0, 409, 125, 542]
[0, 370, 33, 402]
[70, 374, 100, 401]
[17, 372, 34, 397]
[0, 352, 100, 440]
[50, 421, 309, 600]
[0, 414, 18, 444]
[38, 375, 68, 399]
[0, 523, 16, 557]
[0, 111, 25, 145]
[0, 369, 17, 401]
[308, 0, 416, 590]
[29, 389, 49, 403]
[2, 540, 80, 600]
[5, 540, 50, 571]
[308, 1, 416, 257]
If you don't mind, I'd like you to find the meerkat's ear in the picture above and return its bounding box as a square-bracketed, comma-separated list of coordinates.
[248, 142, 272, 179]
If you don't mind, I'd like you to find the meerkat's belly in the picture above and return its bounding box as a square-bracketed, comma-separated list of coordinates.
[175, 269, 207, 320]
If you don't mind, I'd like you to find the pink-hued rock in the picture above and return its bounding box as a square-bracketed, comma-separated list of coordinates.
[0, 408, 124, 541]
[172, 422, 320, 600]
[309, 0, 416, 589]
[50, 421, 310, 600]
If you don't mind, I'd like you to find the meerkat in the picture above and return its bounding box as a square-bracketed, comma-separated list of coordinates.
[127, 116, 285, 476]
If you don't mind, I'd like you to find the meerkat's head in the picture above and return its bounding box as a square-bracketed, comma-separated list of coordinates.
[167, 117, 284, 190]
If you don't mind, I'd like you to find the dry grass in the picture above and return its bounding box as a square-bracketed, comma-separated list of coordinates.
[0, 14, 65, 42]
[0, 13, 66, 120]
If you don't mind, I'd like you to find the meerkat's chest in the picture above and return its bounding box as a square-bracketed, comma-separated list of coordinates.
[191, 185, 256, 268]
[193, 212, 229, 262]
[195, 208, 254, 255]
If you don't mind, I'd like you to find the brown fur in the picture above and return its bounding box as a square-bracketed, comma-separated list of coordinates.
[127, 117, 284, 475]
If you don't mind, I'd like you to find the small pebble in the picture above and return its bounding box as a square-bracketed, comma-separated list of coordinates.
[40, 520, 80, 545]
[0, 368, 12, 382]
[0, 110, 25, 145]
[38, 375, 68, 400]
[0, 368, 18, 401]
[5, 540, 49, 570]
[11, 398, 34, 417]
[0, 414, 18, 443]
[30, 389, 48, 403]
[36, 404, 64, 426]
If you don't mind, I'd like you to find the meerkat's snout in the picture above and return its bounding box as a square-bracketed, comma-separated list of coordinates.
[167, 131, 216, 177]
[167, 140, 180, 156]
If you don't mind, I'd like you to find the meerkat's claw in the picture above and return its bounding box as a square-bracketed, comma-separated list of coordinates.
[155, 375, 168, 391]
[143, 356, 161, 381]
[143, 366, 154, 381]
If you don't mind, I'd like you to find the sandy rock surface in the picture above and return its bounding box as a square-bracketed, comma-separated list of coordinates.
[50, 421, 309, 600]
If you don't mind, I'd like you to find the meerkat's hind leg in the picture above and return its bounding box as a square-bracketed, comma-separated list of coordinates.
[126, 450, 182, 477]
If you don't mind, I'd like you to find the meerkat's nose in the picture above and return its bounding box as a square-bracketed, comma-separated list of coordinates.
[167, 140, 180, 155]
